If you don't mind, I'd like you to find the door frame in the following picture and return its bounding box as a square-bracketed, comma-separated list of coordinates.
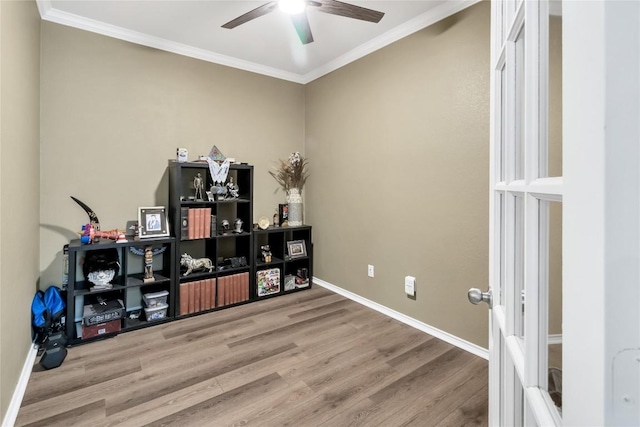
[563, 1, 640, 425]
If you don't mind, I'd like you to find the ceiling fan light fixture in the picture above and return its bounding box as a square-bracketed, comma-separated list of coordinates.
[278, 0, 306, 15]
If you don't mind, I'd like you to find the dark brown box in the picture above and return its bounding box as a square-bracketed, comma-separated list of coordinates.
[82, 319, 121, 340]
[83, 299, 124, 326]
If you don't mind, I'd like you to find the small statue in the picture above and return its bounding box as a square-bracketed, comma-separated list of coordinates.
[144, 246, 154, 282]
[233, 218, 243, 233]
[194, 173, 204, 200]
[129, 246, 168, 282]
[180, 253, 214, 276]
[225, 177, 239, 199]
[83, 249, 120, 291]
[210, 183, 224, 200]
[261, 245, 272, 263]
[220, 219, 230, 234]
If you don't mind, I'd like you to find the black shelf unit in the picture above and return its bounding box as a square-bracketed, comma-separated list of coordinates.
[65, 236, 175, 345]
[253, 225, 313, 299]
[168, 160, 254, 317]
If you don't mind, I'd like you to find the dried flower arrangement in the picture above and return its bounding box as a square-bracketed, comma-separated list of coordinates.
[269, 152, 309, 193]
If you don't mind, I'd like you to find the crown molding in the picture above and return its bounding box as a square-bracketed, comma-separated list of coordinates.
[36, 0, 52, 18]
[36, 0, 306, 84]
[36, 0, 480, 85]
[301, 0, 481, 83]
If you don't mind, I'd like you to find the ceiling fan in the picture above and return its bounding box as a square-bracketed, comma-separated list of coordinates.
[221, 0, 385, 45]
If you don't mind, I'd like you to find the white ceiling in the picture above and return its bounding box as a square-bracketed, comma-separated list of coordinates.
[37, 0, 478, 84]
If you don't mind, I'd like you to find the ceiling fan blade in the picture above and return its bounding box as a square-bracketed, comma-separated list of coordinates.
[311, 0, 384, 23]
[291, 11, 314, 44]
[222, 2, 278, 29]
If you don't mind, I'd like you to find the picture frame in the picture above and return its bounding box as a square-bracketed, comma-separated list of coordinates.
[287, 240, 307, 259]
[257, 268, 280, 297]
[278, 204, 289, 224]
[138, 206, 170, 239]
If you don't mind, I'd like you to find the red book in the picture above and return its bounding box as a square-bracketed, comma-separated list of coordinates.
[194, 281, 201, 313]
[211, 278, 217, 308]
[195, 209, 202, 239]
[188, 282, 195, 314]
[235, 273, 242, 302]
[232, 274, 238, 304]
[204, 208, 211, 238]
[188, 209, 195, 240]
[220, 276, 229, 306]
[203, 279, 211, 311]
[180, 283, 189, 315]
[217, 276, 225, 307]
[242, 272, 249, 301]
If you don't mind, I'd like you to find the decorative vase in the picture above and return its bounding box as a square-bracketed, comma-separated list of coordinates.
[287, 188, 303, 226]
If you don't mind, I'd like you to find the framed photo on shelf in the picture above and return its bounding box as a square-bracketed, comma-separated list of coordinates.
[138, 206, 170, 239]
[287, 240, 307, 259]
[278, 204, 289, 223]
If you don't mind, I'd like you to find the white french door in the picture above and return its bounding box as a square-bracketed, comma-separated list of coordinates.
[478, 1, 640, 425]
[486, 1, 564, 425]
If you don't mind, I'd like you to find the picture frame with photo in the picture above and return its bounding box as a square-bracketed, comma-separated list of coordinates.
[287, 240, 307, 259]
[138, 206, 170, 239]
[278, 204, 289, 223]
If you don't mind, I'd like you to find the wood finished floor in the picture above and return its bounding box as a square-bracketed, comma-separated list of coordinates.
[15, 286, 488, 427]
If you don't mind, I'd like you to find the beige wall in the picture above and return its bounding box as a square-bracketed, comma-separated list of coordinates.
[39, 22, 305, 288]
[305, 2, 491, 347]
[548, 15, 563, 336]
[0, 0, 41, 421]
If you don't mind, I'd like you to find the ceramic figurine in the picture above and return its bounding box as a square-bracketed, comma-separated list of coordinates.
[180, 253, 214, 276]
[193, 173, 204, 200]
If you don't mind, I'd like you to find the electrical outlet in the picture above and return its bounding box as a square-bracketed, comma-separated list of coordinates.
[368, 264, 374, 278]
[405, 276, 416, 296]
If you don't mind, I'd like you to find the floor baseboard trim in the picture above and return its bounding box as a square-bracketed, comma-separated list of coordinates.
[3, 344, 38, 427]
[314, 277, 489, 360]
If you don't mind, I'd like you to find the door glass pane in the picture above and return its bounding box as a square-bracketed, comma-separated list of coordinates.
[498, 191, 505, 305]
[498, 0, 505, 47]
[514, 27, 525, 180]
[514, 194, 525, 338]
[516, 372, 525, 426]
[545, 1, 563, 178]
[504, 350, 525, 427]
[500, 66, 507, 182]
[499, 332, 505, 426]
[543, 200, 563, 416]
[501, 1, 508, 45]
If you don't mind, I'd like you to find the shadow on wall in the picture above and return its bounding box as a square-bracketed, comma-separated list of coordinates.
[39, 224, 77, 290]
[154, 167, 169, 209]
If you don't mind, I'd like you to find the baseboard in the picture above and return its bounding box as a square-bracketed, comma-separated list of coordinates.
[314, 277, 489, 360]
[3, 344, 38, 427]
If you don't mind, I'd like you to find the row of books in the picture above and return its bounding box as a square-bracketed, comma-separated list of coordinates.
[181, 207, 214, 240]
[179, 272, 249, 315]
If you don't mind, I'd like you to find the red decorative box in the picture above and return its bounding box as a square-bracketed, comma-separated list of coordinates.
[82, 319, 121, 340]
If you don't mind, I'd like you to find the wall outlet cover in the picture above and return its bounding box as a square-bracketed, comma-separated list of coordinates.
[405, 276, 416, 296]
